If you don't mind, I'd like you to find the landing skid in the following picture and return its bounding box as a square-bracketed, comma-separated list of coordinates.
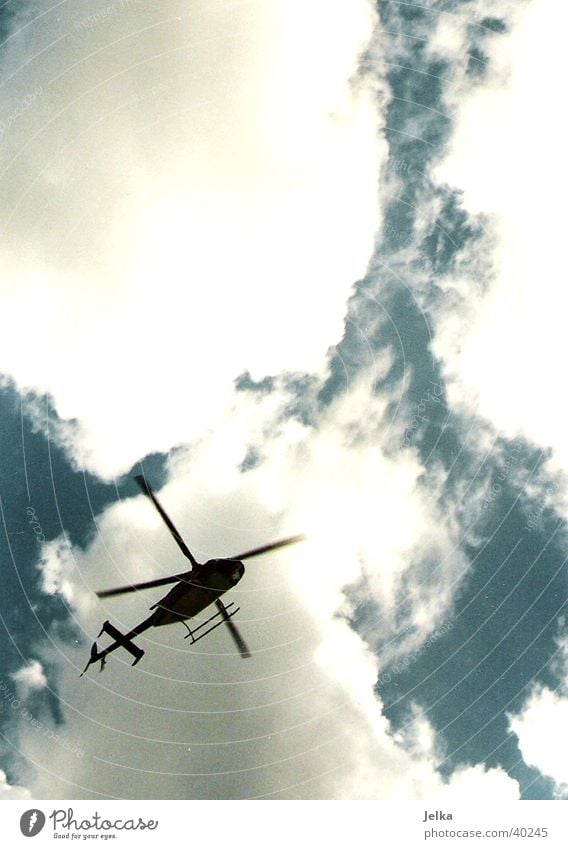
[183, 602, 240, 644]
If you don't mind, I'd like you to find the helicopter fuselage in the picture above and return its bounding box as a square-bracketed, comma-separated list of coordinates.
[150, 558, 245, 626]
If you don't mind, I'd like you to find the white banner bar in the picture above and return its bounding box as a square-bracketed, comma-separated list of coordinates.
[1, 801, 566, 847]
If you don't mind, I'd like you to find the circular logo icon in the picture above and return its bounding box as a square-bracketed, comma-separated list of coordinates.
[20, 809, 46, 837]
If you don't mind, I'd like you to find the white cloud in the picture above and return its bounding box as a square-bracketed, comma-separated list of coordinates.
[335, 706, 519, 801]
[0, 768, 31, 800]
[430, 0, 568, 473]
[36, 540, 77, 605]
[439, 763, 519, 801]
[389, 706, 520, 801]
[0, 0, 386, 479]
[508, 686, 568, 795]
[10, 661, 47, 698]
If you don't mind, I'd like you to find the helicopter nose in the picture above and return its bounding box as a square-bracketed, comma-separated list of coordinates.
[229, 561, 245, 582]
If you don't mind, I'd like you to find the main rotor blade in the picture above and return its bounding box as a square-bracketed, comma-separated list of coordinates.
[135, 475, 199, 569]
[96, 572, 190, 599]
[230, 534, 305, 562]
[215, 600, 251, 659]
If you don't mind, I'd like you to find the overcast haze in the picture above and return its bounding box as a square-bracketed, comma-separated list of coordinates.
[0, 0, 566, 801]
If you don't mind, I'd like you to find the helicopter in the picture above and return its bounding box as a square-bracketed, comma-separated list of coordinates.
[81, 475, 304, 675]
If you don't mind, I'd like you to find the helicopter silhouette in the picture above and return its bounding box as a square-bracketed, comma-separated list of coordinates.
[81, 475, 304, 675]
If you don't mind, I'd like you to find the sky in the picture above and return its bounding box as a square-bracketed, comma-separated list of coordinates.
[0, 0, 566, 801]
